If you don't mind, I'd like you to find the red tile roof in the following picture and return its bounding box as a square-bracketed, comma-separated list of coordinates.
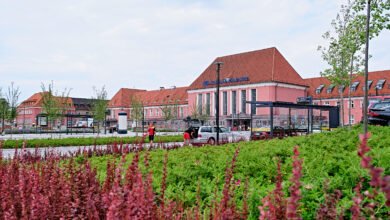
[305, 70, 390, 99]
[18, 92, 45, 108]
[108, 88, 146, 108]
[188, 47, 307, 90]
[18, 92, 82, 109]
[108, 87, 188, 108]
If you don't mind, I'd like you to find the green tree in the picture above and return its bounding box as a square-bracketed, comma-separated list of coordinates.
[352, 0, 390, 133]
[5, 82, 20, 131]
[0, 89, 10, 134]
[160, 99, 180, 130]
[129, 95, 144, 135]
[92, 86, 108, 134]
[41, 82, 71, 130]
[319, 1, 363, 127]
[190, 101, 210, 125]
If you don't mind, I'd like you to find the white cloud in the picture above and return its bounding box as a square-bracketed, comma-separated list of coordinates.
[0, 0, 389, 102]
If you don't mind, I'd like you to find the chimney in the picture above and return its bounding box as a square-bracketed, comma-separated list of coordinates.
[160, 87, 165, 90]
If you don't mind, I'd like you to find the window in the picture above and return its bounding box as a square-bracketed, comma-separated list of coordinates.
[251, 89, 256, 113]
[363, 80, 373, 91]
[241, 90, 246, 114]
[327, 84, 335, 93]
[350, 100, 355, 108]
[214, 92, 217, 116]
[324, 101, 330, 106]
[316, 84, 325, 94]
[376, 79, 386, 90]
[180, 107, 184, 118]
[201, 127, 212, 133]
[350, 82, 359, 92]
[197, 94, 203, 115]
[223, 91, 228, 115]
[232, 91, 237, 114]
[150, 109, 153, 116]
[336, 101, 340, 107]
[350, 115, 355, 124]
[338, 85, 345, 93]
[206, 93, 210, 116]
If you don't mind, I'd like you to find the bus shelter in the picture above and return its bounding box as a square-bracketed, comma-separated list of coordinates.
[246, 101, 340, 139]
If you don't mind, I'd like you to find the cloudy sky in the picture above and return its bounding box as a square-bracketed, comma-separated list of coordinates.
[0, 0, 389, 101]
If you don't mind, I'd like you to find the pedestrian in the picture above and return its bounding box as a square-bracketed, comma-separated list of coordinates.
[183, 130, 190, 146]
[147, 123, 156, 144]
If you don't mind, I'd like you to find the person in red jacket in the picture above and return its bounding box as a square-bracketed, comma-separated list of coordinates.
[147, 123, 156, 144]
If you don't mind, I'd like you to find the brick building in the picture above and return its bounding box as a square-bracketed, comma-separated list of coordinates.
[18, 47, 390, 131]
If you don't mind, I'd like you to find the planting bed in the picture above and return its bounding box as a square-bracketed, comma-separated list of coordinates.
[0, 125, 388, 219]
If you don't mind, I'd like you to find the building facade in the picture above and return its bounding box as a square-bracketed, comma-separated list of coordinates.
[18, 47, 390, 131]
[305, 70, 390, 125]
[16, 93, 94, 129]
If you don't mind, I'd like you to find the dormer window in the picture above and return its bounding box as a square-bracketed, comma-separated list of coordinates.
[316, 84, 325, 94]
[363, 80, 373, 91]
[338, 85, 345, 93]
[327, 84, 335, 94]
[376, 79, 385, 90]
[350, 81, 360, 92]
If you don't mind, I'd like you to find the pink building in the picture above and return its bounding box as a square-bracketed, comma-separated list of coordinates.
[108, 87, 189, 130]
[16, 92, 94, 129]
[19, 47, 390, 131]
[187, 48, 307, 129]
[305, 70, 390, 125]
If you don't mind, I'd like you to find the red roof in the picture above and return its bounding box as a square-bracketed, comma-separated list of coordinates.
[18, 92, 83, 109]
[109, 87, 188, 108]
[188, 47, 307, 90]
[305, 70, 390, 99]
[18, 92, 45, 108]
[108, 88, 146, 108]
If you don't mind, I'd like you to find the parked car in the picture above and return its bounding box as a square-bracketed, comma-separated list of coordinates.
[368, 102, 390, 125]
[190, 126, 243, 145]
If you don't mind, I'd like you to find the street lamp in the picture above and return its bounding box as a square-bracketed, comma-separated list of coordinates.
[215, 61, 223, 145]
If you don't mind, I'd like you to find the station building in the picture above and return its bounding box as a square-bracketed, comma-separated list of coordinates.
[16, 92, 94, 129]
[18, 47, 390, 130]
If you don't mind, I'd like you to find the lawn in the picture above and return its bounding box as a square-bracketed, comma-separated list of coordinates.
[86, 125, 390, 219]
[1, 134, 183, 148]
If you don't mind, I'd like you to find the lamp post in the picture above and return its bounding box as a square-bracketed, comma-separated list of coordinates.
[215, 61, 223, 145]
[363, 0, 371, 134]
[142, 106, 145, 133]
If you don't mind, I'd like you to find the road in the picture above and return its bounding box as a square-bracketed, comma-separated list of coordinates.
[1, 142, 185, 159]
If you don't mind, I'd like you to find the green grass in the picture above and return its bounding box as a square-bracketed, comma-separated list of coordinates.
[1, 135, 183, 148]
[86, 125, 389, 219]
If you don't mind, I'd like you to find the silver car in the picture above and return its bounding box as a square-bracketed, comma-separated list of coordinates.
[190, 126, 234, 145]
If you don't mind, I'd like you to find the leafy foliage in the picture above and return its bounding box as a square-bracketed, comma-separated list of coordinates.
[2, 135, 183, 148]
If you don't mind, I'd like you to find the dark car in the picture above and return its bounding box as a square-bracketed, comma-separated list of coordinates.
[368, 102, 390, 126]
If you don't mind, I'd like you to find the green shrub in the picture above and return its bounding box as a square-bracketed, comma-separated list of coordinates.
[1, 135, 183, 148]
[88, 125, 389, 219]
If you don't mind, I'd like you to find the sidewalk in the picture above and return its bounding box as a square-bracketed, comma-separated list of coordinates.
[0, 131, 183, 141]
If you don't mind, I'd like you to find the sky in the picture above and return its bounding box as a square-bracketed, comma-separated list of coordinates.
[0, 0, 389, 102]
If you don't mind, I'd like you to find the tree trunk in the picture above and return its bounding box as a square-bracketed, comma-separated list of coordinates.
[340, 91, 345, 127]
[348, 55, 354, 129]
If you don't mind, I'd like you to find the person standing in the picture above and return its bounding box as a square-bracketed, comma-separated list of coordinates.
[147, 123, 156, 144]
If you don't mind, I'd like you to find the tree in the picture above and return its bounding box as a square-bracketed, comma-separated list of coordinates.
[190, 101, 210, 125]
[129, 95, 144, 135]
[319, 1, 364, 127]
[0, 88, 10, 134]
[41, 82, 71, 130]
[352, 0, 390, 133]
[5, 82, 20, 130]
[160, 99, 180, 130]
[92, 86, 108, 134]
